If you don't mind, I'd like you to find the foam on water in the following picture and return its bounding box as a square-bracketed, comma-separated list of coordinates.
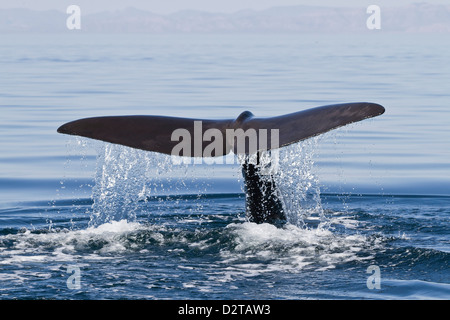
[220, 219, 378, 275]
[0, 220, 144, 265]
[0, 215, 377, 272]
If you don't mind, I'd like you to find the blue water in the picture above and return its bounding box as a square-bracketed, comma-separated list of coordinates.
[0, 33, 449, 300]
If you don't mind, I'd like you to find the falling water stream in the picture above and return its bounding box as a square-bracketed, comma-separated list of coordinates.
[88, 137, 326, 229]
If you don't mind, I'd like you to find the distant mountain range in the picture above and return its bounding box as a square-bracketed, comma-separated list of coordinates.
[1, 3, 449, 33]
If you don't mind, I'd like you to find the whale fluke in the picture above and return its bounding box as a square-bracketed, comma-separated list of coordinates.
[58, 102, 385, 225]
[57, 102, 385, 156]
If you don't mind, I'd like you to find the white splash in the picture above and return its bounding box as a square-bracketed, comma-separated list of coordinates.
[88, 143, 219, 226]
[273, 137, 327, 228]
[217, 221, 375, 277]
[0, 220, 145, 266]
[90, 143, 162, 226]
[88, 136, 328, 228]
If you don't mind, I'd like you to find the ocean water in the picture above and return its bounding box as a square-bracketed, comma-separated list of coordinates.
[0, 33, 449, 300]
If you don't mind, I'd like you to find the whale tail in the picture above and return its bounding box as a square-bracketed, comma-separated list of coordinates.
[58, 102, 385, 224]
[57, 102, 385, 157]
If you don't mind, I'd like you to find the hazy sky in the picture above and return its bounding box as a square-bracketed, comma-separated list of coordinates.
[2, 0, 448, 14]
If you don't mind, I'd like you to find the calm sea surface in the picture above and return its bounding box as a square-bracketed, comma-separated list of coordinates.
[0, 33, 449, 300]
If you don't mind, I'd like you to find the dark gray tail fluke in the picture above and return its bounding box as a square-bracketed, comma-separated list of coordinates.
[58, 102, 385, 225]
[57, 102, 385, 156]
